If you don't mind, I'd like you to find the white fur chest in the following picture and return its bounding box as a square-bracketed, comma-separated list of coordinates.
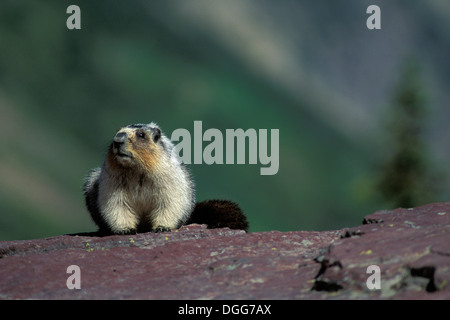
[126, 174, 156, 217]
[99, 170, 157, 221]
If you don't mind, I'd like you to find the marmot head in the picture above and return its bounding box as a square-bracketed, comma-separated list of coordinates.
[107, 123, 166, 172]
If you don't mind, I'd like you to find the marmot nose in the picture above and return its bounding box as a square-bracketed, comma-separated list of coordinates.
[113, 132, 127, 148]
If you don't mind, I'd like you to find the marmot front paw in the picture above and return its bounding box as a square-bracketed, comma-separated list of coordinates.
[152, 226, 172, 233]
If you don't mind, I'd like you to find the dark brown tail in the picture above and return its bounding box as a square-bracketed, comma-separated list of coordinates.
[186, 200, 249, 232]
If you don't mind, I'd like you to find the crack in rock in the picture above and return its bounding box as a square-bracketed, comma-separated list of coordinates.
[410, 266, 437, 293]
[311, 280, 343, 292]
[311, 255, 344, 293]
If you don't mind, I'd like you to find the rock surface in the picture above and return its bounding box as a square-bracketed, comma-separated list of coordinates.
[1, 202, 449, 299]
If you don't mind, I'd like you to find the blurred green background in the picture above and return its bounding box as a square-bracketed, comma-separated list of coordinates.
[1, 0, 449, 240]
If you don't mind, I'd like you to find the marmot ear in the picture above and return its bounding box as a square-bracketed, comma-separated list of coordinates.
[153, 128, 161, 143]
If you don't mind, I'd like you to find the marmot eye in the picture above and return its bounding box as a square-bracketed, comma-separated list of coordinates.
[136, 131, 146, 139]
[153, 128, 161, 143]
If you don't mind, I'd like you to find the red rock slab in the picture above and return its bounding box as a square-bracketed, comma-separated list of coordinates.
[312, 202, 450, 299]
[0, 224, 341, 299]
[1, 202, 449, 300]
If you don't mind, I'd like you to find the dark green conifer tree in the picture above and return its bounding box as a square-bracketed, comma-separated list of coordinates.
[378, 60, 436, 208]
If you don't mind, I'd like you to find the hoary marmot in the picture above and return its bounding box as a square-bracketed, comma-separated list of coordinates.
[83, 123, 249, 235]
